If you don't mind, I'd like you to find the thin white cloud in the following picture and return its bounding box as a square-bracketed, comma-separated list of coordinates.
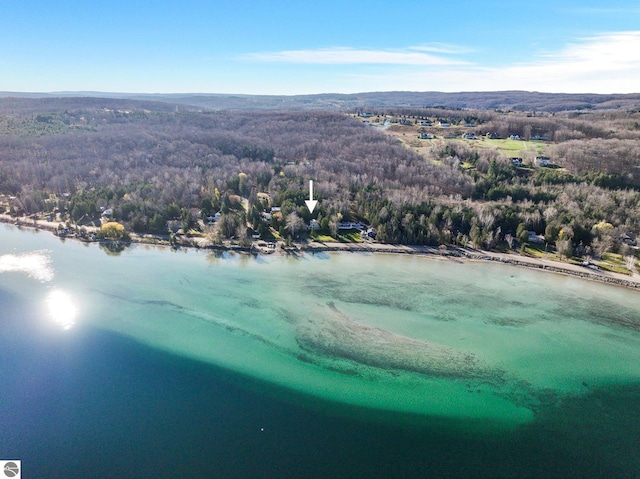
[569, 6, 640, 15]
[326, 31, 640, 94]
[408, 43, 474, 55]
[241, 46, 470, 66]
[235, 31, 640, 94]
[492, 31, 640, 92]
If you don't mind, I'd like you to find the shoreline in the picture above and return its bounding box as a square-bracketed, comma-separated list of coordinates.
[2, 214, 640, 290]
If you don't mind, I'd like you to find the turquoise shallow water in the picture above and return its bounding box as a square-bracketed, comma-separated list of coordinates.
[1, 225, 640, 476]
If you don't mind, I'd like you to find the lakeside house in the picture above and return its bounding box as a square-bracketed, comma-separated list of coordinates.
[528, 231, 545, 244]
[338, 222, 366, 230]
[308, 219, 320, 230]
[620, 232, 637, 246]
[206, 211, 222, 224]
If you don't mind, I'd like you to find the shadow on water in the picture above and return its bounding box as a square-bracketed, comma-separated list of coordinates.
[1, 297, 639, 479]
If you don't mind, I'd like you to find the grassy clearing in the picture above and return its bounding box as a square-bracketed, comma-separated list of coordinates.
[522, 243, 554, 259]
[483, 139, 547, 155]
[337, 230, 362, 243]
[598, 253, 633, 275]
[597, 263, 632, 275]
[314, 234, 334, 242]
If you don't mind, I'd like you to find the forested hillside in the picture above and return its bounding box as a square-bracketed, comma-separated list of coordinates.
[5, 91, 640, 112]
[1, 97, 640, 260]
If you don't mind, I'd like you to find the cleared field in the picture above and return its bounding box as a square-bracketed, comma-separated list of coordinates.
[382, 124, 548, 161]
[449, 138, 547, 156]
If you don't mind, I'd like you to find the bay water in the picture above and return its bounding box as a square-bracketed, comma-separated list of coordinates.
[1, 224, 639, 477]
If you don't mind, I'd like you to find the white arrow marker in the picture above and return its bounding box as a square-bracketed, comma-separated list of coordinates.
[305, 180, 318, 213]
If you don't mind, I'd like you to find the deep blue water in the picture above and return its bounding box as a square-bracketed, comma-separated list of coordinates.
[2, 288, 640, 478]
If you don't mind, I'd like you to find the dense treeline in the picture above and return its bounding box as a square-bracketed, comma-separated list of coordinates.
[7, 91, 640, 112]
[1, 97, 639, 259]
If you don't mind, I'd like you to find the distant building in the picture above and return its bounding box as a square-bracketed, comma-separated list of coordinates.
[532, 134, 549, 141]
[207, 211, 222, 224]
[338, 222, 366, 230]
[534, 156, 551, 167]
[528, 231, 545, 244]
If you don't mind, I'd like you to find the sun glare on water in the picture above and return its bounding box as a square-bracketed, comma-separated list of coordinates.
[0, 251, 54, 282]
[46, 290, 78, 330]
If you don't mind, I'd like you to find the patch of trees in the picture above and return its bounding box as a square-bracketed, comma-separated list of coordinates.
[1, 97, 640, 258]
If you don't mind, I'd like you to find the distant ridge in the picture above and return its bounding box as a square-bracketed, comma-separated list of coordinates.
[2, 90, 640, 112]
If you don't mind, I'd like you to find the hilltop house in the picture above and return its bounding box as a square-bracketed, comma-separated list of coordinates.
[534, 156, 551, 167]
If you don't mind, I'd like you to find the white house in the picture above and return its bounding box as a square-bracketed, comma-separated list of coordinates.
[534, 156, 551, 167]
[528, 231, 545, 244]
[207, 211, 222, 224]
[338, 222, 366, 230]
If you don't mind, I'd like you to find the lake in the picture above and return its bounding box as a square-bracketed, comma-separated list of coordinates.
[1, 224, 639, 478]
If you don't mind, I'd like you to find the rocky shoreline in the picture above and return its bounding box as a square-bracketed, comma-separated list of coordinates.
[2, 213, 640, 290]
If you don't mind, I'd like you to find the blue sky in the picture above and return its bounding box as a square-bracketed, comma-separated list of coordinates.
[1, 0, 640, 94]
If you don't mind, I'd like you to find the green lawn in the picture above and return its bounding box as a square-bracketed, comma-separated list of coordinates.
[522, 243, 554, 259]
[597, 263, 633, 275]
[313, 234, 334, 242]
[598, 252, 634, 275]
[449, 138, 547, 156]
[337, 230, 362, 243]
[484, 139, 547, 155]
